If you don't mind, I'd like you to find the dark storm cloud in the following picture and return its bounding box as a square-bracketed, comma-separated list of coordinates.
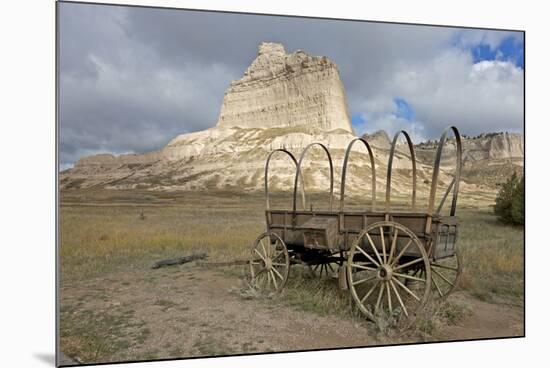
[58, 2, 523, 168]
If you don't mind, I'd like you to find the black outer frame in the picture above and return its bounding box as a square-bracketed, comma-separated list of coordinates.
[54, 1, 526, 367]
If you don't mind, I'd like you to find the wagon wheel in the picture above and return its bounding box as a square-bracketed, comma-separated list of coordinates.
[249, 232, 290, 293]
[309, 250, 342, 280]
[347, 221, 431, 323]
[429, 250, 462, 301]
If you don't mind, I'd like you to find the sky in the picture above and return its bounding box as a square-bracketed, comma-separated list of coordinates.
[58, 2, 524, 169]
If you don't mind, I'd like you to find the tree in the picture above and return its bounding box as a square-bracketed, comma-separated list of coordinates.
[494, 172, 524, 225]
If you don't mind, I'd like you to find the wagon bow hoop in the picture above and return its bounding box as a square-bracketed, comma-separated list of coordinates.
[385, 130, 417, 213]
[427, 125, 463, 217]
[292, 142, 334, 212]
[339, 138, 376, 213]
[264, 149, 306, 211]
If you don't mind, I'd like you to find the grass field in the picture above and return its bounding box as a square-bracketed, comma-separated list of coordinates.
[59, 189, 524, 361]
[60, 189, 523, 302]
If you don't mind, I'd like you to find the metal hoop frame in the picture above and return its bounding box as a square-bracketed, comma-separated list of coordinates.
[339, 138, 377, 213]
[263, 126, 462, 221]
[292, 143, 334, 212]
[264, 149, 306, 211]
[427, 126, 463, 218]
[385, 130, 417, 213]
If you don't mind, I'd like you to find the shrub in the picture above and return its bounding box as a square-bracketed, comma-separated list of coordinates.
[494, 172, 524, 225]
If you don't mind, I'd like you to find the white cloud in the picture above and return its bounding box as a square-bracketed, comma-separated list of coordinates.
[453, 29, 522, 50]
[353, 47, 523, 141]
[355, 113, 427, 143]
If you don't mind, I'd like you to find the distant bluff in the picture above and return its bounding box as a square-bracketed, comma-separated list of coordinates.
[61, 42, 522, 202]
[216, 42, 353, 133]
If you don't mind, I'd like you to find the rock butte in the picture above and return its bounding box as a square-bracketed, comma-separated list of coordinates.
[216, 42, 353, 132]
[61, 42, 523, 201]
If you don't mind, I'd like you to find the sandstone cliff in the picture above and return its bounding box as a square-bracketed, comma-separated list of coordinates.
[362, 130, 391, 150]
[61, 42, 523, 207]
[415, 132, 523, 163]
[216, 42, 353, 132]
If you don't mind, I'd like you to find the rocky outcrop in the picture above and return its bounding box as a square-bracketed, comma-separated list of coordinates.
[362, 130, 391, 150]
[486, 132, 524, 160]
[216, 42, 353, 132]
[61, 42, 523, 198]
[415, 132, 523, 164]
[61, 42, 359, 191]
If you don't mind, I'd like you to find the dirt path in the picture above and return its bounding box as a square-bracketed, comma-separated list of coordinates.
[439, 292, 524, 340]
[59, 264, 523, 364]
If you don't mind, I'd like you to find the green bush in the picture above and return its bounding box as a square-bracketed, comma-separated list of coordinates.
[494, 172, 524, 225]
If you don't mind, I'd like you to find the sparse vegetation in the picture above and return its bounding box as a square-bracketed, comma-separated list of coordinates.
[60, 190, 523, 304]
[60, 189, 524, 362]
[494, 172, 525, 225]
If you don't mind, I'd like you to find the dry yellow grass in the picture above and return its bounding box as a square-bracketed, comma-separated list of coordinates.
[60, 190, 265, 281]
[59, 189, 523, 361]
[60, 189, 524, 304]
[457, 209, 524, 302]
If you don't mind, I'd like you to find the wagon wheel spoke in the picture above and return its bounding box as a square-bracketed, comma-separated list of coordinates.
[431, 263, 458, 271]
[386, 282, 393, 314]
[388, 228, 399, 265]
[393, 272, 426, 283]
[430, 252, 462, 301]
[431, 267, 455, 286]
[393, 257, 424, 271]
[250, 257, 263, 275]
[365, 232, 383, 265]
[255, 270, 269, 289]
[355, 243, 381, 267]
[266, 269, 272, 289]
[353, 261, 377, 266]
[318, 264, 325, 279]
[309, 251, 340, 280]
[251, 268, 266, 279]
[271, 249, 285, 262]
[374, 281, 385, 314]
[390, 239, 413, 267]
[351, 263, 377, 271]
[271, 266, 285, 281]
[389, 279, 408, 317]
[360, 281, 380, 304]
[259, 237, 269, 258]
[269, 270, 278, 289]
[380, 226, 387, 264]
[352, 274, 377, 287]
[432, 276, 444, 298]
[254, 249, 267, 262]
[392, 277, 421, 301]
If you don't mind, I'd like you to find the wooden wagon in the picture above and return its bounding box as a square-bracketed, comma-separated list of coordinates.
[248, 126, 463, 322]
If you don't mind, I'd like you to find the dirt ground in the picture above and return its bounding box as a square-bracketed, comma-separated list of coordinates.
[59, 262, 523, 365]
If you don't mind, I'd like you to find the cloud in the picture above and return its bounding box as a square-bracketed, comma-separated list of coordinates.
[352, 48, 523, 140]
[58, 4, 239, 167]
[452, 29, 523, 51]
[58, 3, 524, 167]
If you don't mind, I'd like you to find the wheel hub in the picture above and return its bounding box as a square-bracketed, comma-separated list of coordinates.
[264, 258, 272, 270]
[376, 264, 393, 281]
